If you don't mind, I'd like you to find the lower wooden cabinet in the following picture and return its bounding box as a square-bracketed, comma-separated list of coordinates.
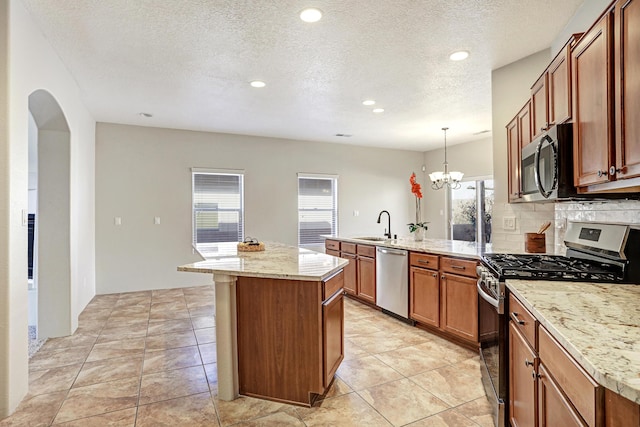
[440, 272, 478, 342]
[341, 252, 357, 295]
[357, 255, 376, 304]
[538, 363, 586, 427]
[322, 289, 344, 388]
[409, 266, 439, 327]
[509, 321, 538, 427]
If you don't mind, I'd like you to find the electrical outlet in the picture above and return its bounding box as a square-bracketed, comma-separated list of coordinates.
[503, 216, 516, 231]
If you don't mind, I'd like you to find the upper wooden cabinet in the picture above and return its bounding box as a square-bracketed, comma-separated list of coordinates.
[531, 34, 583, 140]
[614, 0, 640, 180]
[573, 0, 640, 191]
[507, 102, 531, 203]
[572, 11, 615, 188]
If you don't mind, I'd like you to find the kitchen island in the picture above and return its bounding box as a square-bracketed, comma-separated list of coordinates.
[508, 280, 640, 424]
[178, 242, 348, 406]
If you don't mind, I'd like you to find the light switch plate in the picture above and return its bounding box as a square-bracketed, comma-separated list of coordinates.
[503, 216, 516, 231]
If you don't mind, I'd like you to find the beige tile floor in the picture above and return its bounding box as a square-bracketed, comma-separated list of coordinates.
[0, 285, 494, 426]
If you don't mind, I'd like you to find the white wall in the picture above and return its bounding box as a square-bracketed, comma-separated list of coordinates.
[422, 137, 494, 239]
[552, 0, 614, 56]
[0, 0, 96, 416]
[95, 123, 424, 294]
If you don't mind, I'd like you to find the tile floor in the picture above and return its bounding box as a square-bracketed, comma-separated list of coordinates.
[0, 285, 494, 426]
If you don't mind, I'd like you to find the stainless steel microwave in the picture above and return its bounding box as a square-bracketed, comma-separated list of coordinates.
[520, 123, 576, 202]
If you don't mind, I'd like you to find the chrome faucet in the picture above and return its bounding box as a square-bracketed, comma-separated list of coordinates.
[377, 210, 391, 239]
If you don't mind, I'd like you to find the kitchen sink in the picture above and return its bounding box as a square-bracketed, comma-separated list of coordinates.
[354, 236, 388, 242]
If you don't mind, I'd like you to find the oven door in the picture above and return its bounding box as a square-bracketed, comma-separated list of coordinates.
[478, 278, 507, 427]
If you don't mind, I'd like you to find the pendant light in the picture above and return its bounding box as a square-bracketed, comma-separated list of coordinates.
[429, 127, 464, 190]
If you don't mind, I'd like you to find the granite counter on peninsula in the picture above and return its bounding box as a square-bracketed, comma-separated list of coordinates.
[179, 242, 349, 406]
[507, 279, 640, 408]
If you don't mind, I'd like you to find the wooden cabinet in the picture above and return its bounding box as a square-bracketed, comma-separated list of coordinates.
[507, 102, 531, 203]
[325, 239, 340, 252]
[357, 252, 376, 304]
[509, 322, 538, 427]
[614, 0, 640, 181]
[323, 288, 344, 388]
[531, 34, 583, 140]
[572, 11, 615, 188]
[507, 115, 523, 202]
[538, 363, 586, 427]
[440, 272, 478, 342]
[326, 249, 340, 257]
[236, 270, 344, 406]
[409, 266, 440, 327]
[531, 74, 549, 140]
[341, 252, 357, 295]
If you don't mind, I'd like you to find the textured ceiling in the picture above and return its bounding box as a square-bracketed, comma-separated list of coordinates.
[21, 0, 584, 151]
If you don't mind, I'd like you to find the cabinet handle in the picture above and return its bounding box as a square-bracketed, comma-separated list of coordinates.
[418, 260, 430, 265]
[597, 169, 609, 177]
[609, 166, 623, 176]
[432, 273, 438, 278]
[451, 265, 466, 270]
[511, 312, 525, 325]
[525, 359, 534, 367]
[441, 275, 446, 280]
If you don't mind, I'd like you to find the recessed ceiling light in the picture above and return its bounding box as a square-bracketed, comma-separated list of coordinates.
[300, 8, 322, 23]
[449, 50, 469, 61]
[139, 112, 153, 118]
[362, 100, 376, 106]
[250, 80, 266, 88]
[373, 108, 385, 113]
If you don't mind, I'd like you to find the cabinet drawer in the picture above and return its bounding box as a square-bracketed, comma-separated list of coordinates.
[356, 244, 376, 258]
[440, 257, 477, 278]
[410, 252, 439, 269]
[539, 325, 602, 427]
[325, 239, 340, 251]
[326, 249, 340, 257]
[509, 293, 537, 350]
[341, 242, 356, 255]
[323, 270, 344, 301]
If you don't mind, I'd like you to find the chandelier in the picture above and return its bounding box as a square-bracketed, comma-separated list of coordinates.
[429, 127, 464, 190]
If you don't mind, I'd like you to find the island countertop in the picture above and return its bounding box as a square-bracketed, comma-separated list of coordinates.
[507, 279, 640, 404]
[178, 241, 348, 281]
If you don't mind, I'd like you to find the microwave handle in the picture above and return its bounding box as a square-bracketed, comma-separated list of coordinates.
[534, 135, 558, 199]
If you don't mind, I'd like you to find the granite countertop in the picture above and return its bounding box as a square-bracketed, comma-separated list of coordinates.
[327, 236, 495, 259]
[507, 280, 640, 404]
[178, 241, 348, 281]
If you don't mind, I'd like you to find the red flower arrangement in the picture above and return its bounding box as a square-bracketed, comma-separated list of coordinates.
[408, 172, 428, 234]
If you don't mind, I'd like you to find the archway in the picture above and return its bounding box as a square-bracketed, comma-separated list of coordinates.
[28, 90, 72, 339]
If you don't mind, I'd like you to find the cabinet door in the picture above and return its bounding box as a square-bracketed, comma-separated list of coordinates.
[507, 116, 522, 202]
[518, 101, 533, 149]
[531, 74, 549, 139]
[323, 290, 344, 388]
[572, 12, 615, 187]
[357, 256, 376, 304]
[538, 363, 586, 427]
[409, 267, 439, 327]
[509, 322, 538, 427]
[548, 47, 572, 126]
[440, 273, 478, 342]
[615, 0, 640, 180]
[342, 253, 357, 295]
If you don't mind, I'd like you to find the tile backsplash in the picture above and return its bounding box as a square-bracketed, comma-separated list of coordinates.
[491, 199, 640, 254]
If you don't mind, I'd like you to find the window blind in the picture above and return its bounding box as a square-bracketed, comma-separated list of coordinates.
[298, 175, 338, 246]
[192, 171, 244, 244]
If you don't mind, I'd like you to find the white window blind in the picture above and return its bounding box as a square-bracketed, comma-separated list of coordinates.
[192, 170, 244, 244]
[298, 174, 338, 246]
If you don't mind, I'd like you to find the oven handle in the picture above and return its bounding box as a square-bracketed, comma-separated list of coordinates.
[477, 281, 504, 315]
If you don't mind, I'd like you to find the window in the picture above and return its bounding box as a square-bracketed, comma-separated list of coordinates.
[450, 178, 493, 243]
[298, 174, 338, 246]
[192, 169, 244, 244]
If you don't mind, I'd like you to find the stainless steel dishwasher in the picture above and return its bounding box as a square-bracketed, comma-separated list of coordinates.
[375, 246, 410, 321]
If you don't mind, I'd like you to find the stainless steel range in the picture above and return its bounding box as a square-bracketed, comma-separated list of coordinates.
[476, 221, 640, 427]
